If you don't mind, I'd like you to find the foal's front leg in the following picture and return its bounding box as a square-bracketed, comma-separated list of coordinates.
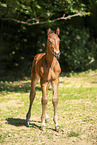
[52, 78, 60, 131]
[41, 80, 48, 130]
[26, 77, 37, 127]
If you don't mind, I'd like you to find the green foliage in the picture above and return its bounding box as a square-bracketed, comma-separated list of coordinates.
[88, 40, 97, 60]
[86, 39, 97, 69]
[0, 0, 97, 78]
[60, 27, 91, 71]
[0, 0, 88, 21]
[0, 23, 43, 79]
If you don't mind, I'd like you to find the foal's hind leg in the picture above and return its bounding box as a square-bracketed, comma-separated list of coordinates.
[52, 78, 60, 131]
[26, 76, 38, 127]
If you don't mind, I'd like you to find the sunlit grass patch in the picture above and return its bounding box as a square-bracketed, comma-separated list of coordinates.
[0, 70, 97, 144]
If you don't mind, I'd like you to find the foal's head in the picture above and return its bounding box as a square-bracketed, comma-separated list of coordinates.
[47, 28, 60, 59]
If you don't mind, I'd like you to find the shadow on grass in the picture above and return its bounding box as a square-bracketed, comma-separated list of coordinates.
[6, 118, 56, 131]
[0, 81, 42, 93]
[91, 81, 97, 84]
[6, 118, 26, 126]
[0, 81, 51, 93]
[6, 117, 41, 129]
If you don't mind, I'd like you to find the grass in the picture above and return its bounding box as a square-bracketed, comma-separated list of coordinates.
[67, 131, 79, 137]
[0, 70, 97, 145]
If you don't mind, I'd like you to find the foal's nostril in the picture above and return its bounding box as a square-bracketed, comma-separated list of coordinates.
[54, 51, 60, 59]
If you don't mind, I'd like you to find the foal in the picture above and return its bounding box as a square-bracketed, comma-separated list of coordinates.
[26, 28, 61, 131]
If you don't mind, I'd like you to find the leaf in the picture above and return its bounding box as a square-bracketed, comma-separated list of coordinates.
[87, 12, 91, 16]
[0, 2, 7, 8]
[36, 4, 41, 9]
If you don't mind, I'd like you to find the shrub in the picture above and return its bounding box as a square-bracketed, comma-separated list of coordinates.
[60, 27, 91, 71]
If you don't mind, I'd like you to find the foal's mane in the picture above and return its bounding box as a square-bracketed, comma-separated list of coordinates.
[48, 30, 55, 36]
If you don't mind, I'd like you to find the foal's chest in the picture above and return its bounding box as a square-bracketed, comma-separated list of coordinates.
[40, 62, 61, 81]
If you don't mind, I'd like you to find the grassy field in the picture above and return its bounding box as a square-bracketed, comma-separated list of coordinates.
[0, 70, 97, 145]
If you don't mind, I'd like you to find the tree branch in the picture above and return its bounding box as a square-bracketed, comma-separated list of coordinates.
[0, 13, 89, 25]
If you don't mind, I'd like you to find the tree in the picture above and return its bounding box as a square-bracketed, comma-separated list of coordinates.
[1, 0, 97, 79]
[0, 0, 89, 25]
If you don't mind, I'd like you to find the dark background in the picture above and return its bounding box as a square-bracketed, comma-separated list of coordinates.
[0, 0, 97, 80]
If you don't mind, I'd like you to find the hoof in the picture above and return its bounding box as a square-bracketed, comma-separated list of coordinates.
[41, 125, 46, 131]
[26, 121, 29, 127]
[55, 125, 60, 132]
[45, 118, 49, 123]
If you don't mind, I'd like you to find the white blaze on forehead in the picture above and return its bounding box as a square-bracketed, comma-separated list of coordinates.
[54, 38, 60, 52]
[48, 33, 60, 54]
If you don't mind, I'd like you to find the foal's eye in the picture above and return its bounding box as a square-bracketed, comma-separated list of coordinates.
[48, 39, 52, 44]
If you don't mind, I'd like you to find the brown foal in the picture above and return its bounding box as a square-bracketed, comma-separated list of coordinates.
[26, 28, 61, 131]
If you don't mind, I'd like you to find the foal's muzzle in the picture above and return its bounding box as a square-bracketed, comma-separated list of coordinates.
[54, 51, 60, 59]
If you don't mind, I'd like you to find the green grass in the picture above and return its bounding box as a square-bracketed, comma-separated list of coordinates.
[0, 70, 97, 145]
[67, 131, 79, 137]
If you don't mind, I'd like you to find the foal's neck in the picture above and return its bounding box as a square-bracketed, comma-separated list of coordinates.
[46, 45, 55, 67]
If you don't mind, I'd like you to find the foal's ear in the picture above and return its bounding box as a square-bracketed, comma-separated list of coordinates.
[56, 27, 60, 35]
[47, 28, 51, 36]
